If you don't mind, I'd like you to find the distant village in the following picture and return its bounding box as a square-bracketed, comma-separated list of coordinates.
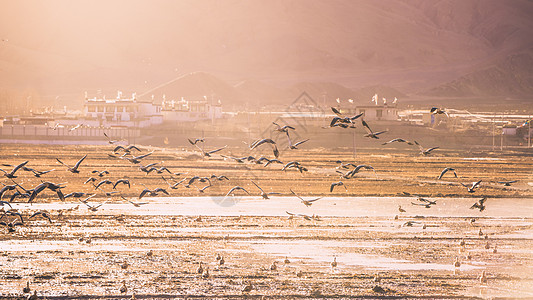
[0, 90, 531, 148]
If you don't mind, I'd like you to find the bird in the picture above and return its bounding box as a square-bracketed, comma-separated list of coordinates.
[242, 281, 253, 293]
[454, 257, 461, 268]
[91, 170, 109, 177]
[0, 184, 17, 201]
[81, 200, 105, 212]
[270, 261, 277, 271]
[284, 257, 290, 264]
[225, 186, 250, 197]
[414, 141, 439, 156]
[21, 166, 54, 177]
[438, 167, 457, 180]
[0, 219, 24, 233]
[161, 176, 186, 189]
[479, 271, 487, 283]
[121, 152, 153, 164]
[56, 155, 87, 173]
[263, 158, 284, 167]
[272, 122, 295, 133]
[330, 181, 347, 192]
[362, 120, 387, 139]
[286, 133, 309, 150]
[382, 138, 414, 145]
[461, 180, 482, 193]
[139, 163, 158, 174]
[337, 164, 376, 179]
[328, 108, 363, 128]
[202, 267, 210, 278]
[103, 132, 122, 144]
[470, 198, 487, 212]
[84, 177, 98, 185]
[290, 189, 322, 207]
[113, 145, 141, 153]
[69, 124, 82, 131]
[94, 179, 113, 190]
[138, 187, 169, 199]
[29, 211, 52, 223]
[250, 138, 279, 158]
[28, 182, 66, 203]
[195, 145, 226, 157]
[0, 161, 29, 178]
[113, 179, 131, 189]
[398, 205, 406, 213]
[411, 197, 437, 208]
[120, 281, 127, 294]
[331, 257, 338, 268]
[196, 262, 204, 274]
[430, 107, 449, 117]
[188, 138, 205, 145]
[497, 180, 518, 186]
[282, 161, 308, 173]
[121, 196, 148, 207]
[335, 160, 358, 170]
[251, 180, 280, 199]
[23, 281, 31, 294]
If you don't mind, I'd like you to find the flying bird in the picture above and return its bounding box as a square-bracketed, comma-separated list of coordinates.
[29, 211, 53, 223]
[56, 155, 87, 173]
[438, 167, 458, 180]
[113, 179, 131, 189]
[497, 180, 517, 186]
[286, 133, 309, 150]
[290, 189, 322, 207]
[362, 120, 387, 139]
[251, 180, 281, 199]
[225, 186, 250, 197]
[430, 107, 449, 117]
[0, 161, 29, 178]
[461, 180, 482, 193]
[272, 122, 295, 133]
[414, 141, 439, 156]
[91, 170, 109, 177]
[382, 138, 414, 145]
[28, 182, 66, 202]
[330, 181, 347, 192]
[470, 198, 487, 212]
[188, 138, 205, 145]
[121, 196, 148, 207]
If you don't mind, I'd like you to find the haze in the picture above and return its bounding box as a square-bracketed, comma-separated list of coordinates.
[1, 0, 533, 109]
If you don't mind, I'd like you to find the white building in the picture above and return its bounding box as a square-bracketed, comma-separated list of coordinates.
[342, 105, 399, 121]
[161, 96, 223, 122]
[83, 92, 163, 128]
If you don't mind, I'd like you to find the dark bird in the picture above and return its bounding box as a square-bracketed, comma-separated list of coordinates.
[0, 220, 24, 233]
[21, 166, 55, 177]
[291, 189, 322, 207]
[0, 184, 17, 201]
[221, 155, 248, 163]
[122, 152, 153, 164]
[362, 120, 387, 139]
[330, 181, 347, 192]
[382, 138, 414, 145]
[195, 145, 226, 157]
[91, 170, 109, 177]
[398, 205, 406, 213]
[438, 167, 458, 180]
[138, 187, 169, 199]
[251, 180, 281, 199]
[139, 162, 158, 174]
[414, 141, 439, 156]
[337, 164, 376, 179]
[328, 108, 363, 128]
[155, 166, 172, 174]
[94, 179, 114, 190]
[1, 209, 23, 223]
[286, 133, 309, 150]
[250, 138, 279, 158]
[186, 176, 211, 187]
[430, 107, 449, 117]
[497, 180, 518, 186]
[335, 160, 358, 170]
[225, 186, 250, 197]
[0, 200, 13, 209]
[84, 177, 98, 185]
[29, 182, 66, 202]
[272, 122, 295, 133]
[113, 179, 131, 189]
[282, 161, 308, 173]
[263, 158, 284, 167]
[30, 211, 53, 223]
[188, 138, 205, 145]
[56, 155, 87, 173]
[64, 192, 91, 198]
[80, 200, 105, 212]
[0, 161, 29, 178]
[470, 198, 487, 212]
[411, 197, 437, 208]
[113, 145, 141, 153]
[461, 180, 482, 193]
[210, 174, 229, 181]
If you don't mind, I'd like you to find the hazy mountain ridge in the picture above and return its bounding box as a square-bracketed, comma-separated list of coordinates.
[1, 0, 533, 105]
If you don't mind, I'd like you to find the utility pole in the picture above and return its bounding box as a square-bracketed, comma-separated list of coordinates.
[528, 115, 531, 148]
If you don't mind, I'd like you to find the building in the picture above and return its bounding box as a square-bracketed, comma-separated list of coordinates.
[161, 96, 223, 122]
[341, 105, 399, 121]
[83, 91, 163, 128]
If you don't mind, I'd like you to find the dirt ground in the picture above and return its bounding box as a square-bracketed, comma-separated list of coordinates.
[0, 144, 532, 299]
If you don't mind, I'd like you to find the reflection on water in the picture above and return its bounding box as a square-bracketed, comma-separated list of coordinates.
[13, 196, 533, 218]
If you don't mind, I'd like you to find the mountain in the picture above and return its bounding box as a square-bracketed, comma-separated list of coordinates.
[423, 49, 533, 97]
[1, 0, 533, 107]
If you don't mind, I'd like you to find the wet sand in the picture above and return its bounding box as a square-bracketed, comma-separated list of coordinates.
[0, 144, 532, 298]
